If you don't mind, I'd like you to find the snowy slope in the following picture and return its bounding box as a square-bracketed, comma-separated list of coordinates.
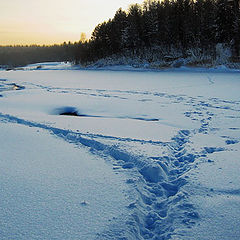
[0, 66, 240, 240]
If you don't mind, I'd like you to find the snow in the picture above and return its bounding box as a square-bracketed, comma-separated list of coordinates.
[20, 61, 240, 73]
[22, 62, 78, 71]
[0, 123, 130, 240]
[0, 63, 240, 239]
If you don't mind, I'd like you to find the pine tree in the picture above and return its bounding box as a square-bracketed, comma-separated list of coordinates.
[123, 4, 143, 53]
[142, 0, 159, 47]
[194, 0, 216, 49]
[215, 0, 236, 43]
[112, 8, 128, 52]
[231, 0, 240, 56]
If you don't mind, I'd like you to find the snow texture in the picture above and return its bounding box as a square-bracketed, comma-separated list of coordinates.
[0, 63, 240, 240]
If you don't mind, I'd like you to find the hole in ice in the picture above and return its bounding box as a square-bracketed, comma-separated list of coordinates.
[54, 107, 87, 117]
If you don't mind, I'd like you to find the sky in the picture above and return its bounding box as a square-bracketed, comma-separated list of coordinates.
[0, 0, 143, 46]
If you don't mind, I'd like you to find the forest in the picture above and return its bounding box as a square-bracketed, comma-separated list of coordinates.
[75, 0, 240, 67]
[1, 0, 240, 68]
[0, 43, 76, 68]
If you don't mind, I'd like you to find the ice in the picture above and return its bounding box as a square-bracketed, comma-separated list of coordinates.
[1, 63, 240, 239]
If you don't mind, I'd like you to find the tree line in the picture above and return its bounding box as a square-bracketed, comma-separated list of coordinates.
[1, 0, 239, 68]
[75, 0, 240, 65]
[0, 42, 77, 68]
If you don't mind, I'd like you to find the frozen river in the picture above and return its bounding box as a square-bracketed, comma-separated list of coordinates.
[0, 66, 240, 239]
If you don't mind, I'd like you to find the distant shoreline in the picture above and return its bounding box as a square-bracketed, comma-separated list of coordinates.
[1, 61, 240, 73]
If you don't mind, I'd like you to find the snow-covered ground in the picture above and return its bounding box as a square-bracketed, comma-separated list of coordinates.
[0, 63, 240, 240]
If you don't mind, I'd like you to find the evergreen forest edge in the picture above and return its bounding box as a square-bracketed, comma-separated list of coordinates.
[1, 0, 240, 69]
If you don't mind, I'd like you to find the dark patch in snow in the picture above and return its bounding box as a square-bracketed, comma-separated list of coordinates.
[130, 117, 159, 122]
[127, 202, 137, 209]
[80, 200, 89, 206]
[225, 139, 239, 145]
[0, 83, 25, 92]
[11, 83, 25, 90]
[55, 106, 86, 117]
[229, 127, 240, 130]
[139, 98, 153, 102]
[204, 147, 225, 154]
[60, 111, 82, 117]
[122, 163, 135, 169]
[54, 107, 159, 122]
[207, 159, 214, 163]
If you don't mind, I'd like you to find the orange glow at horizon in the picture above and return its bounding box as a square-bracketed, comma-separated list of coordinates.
[0, 0, 143, 46]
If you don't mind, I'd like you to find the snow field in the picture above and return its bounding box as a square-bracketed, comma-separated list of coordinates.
[0, 66, 240, 239]
[0, 122, 132, 240]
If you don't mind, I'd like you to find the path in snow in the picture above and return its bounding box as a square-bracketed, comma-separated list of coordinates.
[0, 122, 136, 239]
[0, 69, 240, 239]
